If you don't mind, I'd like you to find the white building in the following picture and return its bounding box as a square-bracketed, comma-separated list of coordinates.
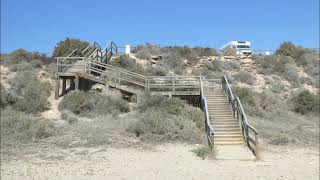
[220, 41, 253, 56]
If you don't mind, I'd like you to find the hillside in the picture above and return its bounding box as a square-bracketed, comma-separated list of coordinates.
[0, 41, 319, 179]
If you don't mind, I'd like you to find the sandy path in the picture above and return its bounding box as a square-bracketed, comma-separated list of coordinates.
[1, 144, 319, 180]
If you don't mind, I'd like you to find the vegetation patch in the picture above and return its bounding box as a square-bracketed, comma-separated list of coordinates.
[234, 71, 256, 85]
[58, 91, 129, 116]
[127, 95, 204, 143]
[1, 108, 56, 144]
[289, 90, 319, 115]
[191, 146, 211, 159]
[14, 80, 52, 113]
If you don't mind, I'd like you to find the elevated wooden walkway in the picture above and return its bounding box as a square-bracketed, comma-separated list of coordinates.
[55, 41, 259, 159]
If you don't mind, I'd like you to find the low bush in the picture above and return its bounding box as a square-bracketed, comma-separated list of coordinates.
[232, 87, 284, 118]
[14, 80, 52, 113]
[222, 61, 240, 70]
[7, 49, 50, 65]
[269, 134, 289, 145]
[275, 41, 308, 59]
[207, 60, 223, 72]
[128, 95, 204, 143]
[160, 52, 185, 75]
[61, 110, 79, 124]
[1, 108, 56, 144]
[133, 43, 161, 59]
[222, 46, 237, 56]
[110, 55, 146, 74]
[9, 71, 38, 94]
[234, 71, 256, 85]
[58, 91, 129, 116]
[290, 90, 319, 114]
[193, 47, 218, 57]
[145, 65, 168, 76]
[52, 38, 89, 57]
[191, 146, 211, 159]
[9, 61, 34, 72]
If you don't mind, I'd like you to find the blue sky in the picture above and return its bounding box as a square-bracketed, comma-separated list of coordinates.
[1, 0, 319, 54]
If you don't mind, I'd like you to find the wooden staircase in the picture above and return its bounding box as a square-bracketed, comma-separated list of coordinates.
[205, 89, 244, 145]
[56, 41, 260, 159]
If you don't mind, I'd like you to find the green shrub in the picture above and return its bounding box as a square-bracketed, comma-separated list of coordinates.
[160, 52, 185, 75]
[0, 83, 9, 108]
[222, 61, 240, 70]
[275, 41, 308, 59]
[129, 95, 204, 143]
[290, 90, 319, 114]
[133, 43, 161, 59]
[269, 134, 289, 145]
[1, 108, 56, 143]
[193, 47, 218, 57]
[191, 146, 211, 159]
[234, 71, 256, 85]
[9, 71, 38, 95]
[58, 91, 129, 116]
[61, 110, 79, 124]
[222, 46, 237, 56]
[52, 38, 89, 57]
[6, 49, 51, 65]
[14, 80, 52, 113]
[9, 61, 34, 72]
[145, 65, 168, 76]
[207, 60, 223, 72]
[110, 55, 146, 74]
[232, 87, 284, 117]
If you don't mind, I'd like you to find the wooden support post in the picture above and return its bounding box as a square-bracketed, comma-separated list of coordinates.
[147, 79, 150, 91]
[105, 84, 109, 93]
[144, 78, 147, 91]
[75, 76, 79, 90]
[55, 77, 60, 99]
[70, 78, 75, 90]
[62, 79, 66, 95]
[118, 71, 121, 85]
[255, 134, 260, 160]
[172, 76, 175, 93]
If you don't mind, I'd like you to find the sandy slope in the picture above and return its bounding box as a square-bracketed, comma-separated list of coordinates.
[1, 144, 319, 180]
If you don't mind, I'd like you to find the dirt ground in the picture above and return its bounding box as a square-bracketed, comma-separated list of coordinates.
[1, 143, 319, 180]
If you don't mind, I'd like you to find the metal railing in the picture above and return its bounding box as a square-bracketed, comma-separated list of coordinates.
[221, 76, 259, 158]
[200, 77, 214, 147]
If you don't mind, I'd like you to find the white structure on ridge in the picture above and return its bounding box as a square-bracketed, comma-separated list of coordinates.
[220, 41, 252, 56]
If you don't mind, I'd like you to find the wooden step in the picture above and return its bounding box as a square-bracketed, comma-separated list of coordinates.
[211, 121, 239, 125]
[214, 131, 243, 135]
[215, 134, 243, 138]
[211, 123, 239, 126]
[214, 136, 244, 141]
[212, 124, 240, 128]
[208, 110, 231, 112]
[214, 127, 241, 131]
[209, 114, 233, 117]
[214, 140, 244, 145]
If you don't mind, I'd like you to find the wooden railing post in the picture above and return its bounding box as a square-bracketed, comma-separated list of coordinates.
[172, 76, 175, 93]
[255, 133, 260, 159]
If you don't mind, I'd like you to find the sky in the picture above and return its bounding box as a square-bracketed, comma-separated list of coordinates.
[1, 0, 319, 55]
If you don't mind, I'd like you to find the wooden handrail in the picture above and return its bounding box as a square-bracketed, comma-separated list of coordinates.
[200, 77, 214, 147]
[221, 76, 259, 159]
